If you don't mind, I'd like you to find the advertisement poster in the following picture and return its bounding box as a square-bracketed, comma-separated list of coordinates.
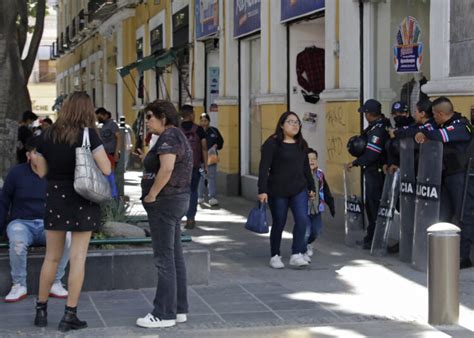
[281, 0, 325, 23]
[196, 0, 219, 40]
[234, 0, 261, 39]
[393, 16, 423, 73]
[207, 66, 219, 111]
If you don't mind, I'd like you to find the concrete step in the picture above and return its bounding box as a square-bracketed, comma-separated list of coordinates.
[0, 243, 210, 296]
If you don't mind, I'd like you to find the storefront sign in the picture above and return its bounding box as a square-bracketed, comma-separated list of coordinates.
[393, 16, 423, 73]
[196, 0, 219, 40]
[280, 0, 325, 23]
[234, 0, 261, 39]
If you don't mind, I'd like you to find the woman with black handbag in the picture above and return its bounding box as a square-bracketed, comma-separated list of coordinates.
[257, 111, 316, 269]
[34, 92, 111, 332]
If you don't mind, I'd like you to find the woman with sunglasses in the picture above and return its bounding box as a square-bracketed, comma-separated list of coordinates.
[257, 111, 315, 269]
[136, 100, 193, 328]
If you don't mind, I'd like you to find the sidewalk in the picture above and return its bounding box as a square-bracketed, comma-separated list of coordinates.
[1, 171, 474, 337]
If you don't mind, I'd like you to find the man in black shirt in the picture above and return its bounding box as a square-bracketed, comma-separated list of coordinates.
[17, 111, 38, 163]
[347, 99, 390, 249]
[179, 105, 208, 229]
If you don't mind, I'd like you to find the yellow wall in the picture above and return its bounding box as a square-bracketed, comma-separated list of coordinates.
[325, 101, 362, 195]
[260, 104, 286, 142]
[218, 105, 239, 174]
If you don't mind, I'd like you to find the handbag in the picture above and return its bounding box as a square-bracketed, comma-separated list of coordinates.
[74, 128, 112, 204]
[208, 147, 219, 166]
[245, 202, 269, 234]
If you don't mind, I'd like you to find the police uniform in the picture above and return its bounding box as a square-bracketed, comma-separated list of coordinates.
[352, 100, 391, 247]
[386, 101, 414, 168]
[421, 112, 473, 266]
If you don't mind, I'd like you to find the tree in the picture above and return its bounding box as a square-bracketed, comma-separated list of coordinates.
[0, 0, 46, 179]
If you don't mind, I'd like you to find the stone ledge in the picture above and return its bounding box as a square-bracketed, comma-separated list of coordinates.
[0, 244, 210, 296]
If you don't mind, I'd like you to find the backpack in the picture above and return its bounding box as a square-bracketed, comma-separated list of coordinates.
[182, 124, 202, 168]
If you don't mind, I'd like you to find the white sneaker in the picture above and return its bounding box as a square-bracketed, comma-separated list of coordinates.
[269, 255, 285, 269]
[136, 313, 176, 328]
[302, 252, 311, 264]
[208, 198, 219, 206]
[176, 313, 187, 323]
[307, 244, 314, 257]
[197, 198, 205, 204]
[5, 284, 27, 303]
[289, 253, 309, 268]
[49, 281, 68, 299]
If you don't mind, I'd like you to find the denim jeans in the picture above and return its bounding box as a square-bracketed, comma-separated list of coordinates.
[186, 168, 201, 220]
[198, 164, 217, 199]
[143, 193, 190, 320]
[268, 189, 309, 257]
[305, 213, 322, 245]
[7, 219, 70, 287]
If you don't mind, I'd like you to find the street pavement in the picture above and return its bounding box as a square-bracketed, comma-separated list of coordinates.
[1, 171, 474, 337]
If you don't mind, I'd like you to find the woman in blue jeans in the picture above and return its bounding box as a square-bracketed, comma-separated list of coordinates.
[257, 111, 316, 269]
[137, 100, 193, 329]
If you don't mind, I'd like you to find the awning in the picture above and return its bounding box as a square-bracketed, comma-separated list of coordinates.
[136, 54, 157, 72]
[117, 62, 136, 77]
[117, 50, 177, 78]
[156, 50, 176, 68]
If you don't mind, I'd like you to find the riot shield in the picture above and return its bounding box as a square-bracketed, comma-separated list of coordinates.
[343, 167, 365, 246]
[399, 138, 416, 263]
[412, 141, 442, 271]
[370, 170, 400, 256]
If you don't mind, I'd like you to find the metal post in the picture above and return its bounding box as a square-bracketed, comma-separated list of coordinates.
[116, 116, 126, 198]
[427, 222, 460, 325]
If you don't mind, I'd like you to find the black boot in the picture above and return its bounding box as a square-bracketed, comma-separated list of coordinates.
[34, 300, 48, 327]
[58, 306, 88, 332]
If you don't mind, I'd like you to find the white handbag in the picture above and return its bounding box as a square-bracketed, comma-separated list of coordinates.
[74, 128, 112, 204]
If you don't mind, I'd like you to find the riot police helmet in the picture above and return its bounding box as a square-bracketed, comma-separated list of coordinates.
[347, 135, 367, 157]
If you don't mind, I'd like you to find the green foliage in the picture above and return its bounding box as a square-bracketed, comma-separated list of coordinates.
[19, 0, 50, 33]
[101, 198, 128, 225]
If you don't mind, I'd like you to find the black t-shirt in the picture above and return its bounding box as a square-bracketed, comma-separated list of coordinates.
[180, 121, 206, 140]
[141, 127, 193, 197]
[258, 137, 315, 197]
[37, 128, 103, 181]
[17, 125, 33, 163]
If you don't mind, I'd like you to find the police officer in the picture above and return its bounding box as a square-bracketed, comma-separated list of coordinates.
[385, 101, 414, 173]
[415, 96, 473, 269]
[347, 99, 391, 249]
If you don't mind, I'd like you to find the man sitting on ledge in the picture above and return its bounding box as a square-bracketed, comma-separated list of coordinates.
[0, 137, 71, 303]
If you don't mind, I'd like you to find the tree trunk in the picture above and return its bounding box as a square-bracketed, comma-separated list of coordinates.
[0, 0, 45, 180]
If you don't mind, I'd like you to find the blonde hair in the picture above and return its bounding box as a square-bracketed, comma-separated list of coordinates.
[46, 91, 97, 145]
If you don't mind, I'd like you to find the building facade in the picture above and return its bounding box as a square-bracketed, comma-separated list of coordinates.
[55, 0, 474, 217]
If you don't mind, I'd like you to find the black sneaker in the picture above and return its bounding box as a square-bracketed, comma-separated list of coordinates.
[460, 258, 473, 270]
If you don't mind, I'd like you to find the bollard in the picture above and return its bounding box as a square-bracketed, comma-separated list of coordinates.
[427, 222, 460, 326]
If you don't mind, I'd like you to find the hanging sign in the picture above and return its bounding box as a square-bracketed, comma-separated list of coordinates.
[393, 16, 423, 73]
[280, 0, 325, 23]
[234, 0, 261, 39]
[196, 0, 219, 40]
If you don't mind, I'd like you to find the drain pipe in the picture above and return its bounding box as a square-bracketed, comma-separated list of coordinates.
[359, 0, 365, 229]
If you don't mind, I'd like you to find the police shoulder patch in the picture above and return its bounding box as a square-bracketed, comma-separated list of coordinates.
[371, 135, 381, 144]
